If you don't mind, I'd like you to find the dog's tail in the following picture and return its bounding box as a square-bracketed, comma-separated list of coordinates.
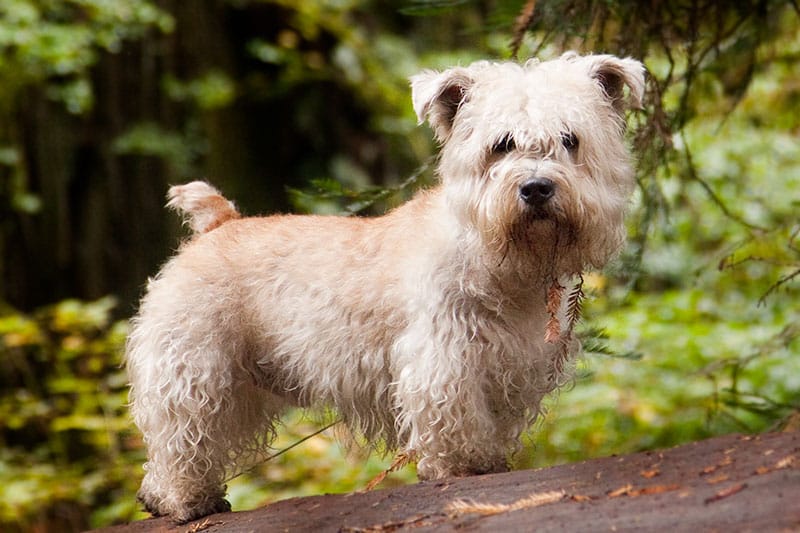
[166, 181, 241, 234]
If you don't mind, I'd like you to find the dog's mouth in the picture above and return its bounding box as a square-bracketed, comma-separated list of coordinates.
[527, 205, 553, 221]
[523, 199, 567, 225]
[512, 209, 578, 247]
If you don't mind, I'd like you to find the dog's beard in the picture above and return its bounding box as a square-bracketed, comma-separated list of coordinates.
[502, 213, 583, 280]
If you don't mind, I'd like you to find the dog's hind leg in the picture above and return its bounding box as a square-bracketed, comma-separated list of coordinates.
[126, 289, 279, 522]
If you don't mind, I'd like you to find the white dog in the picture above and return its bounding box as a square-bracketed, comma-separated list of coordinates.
[126, 52, 644, 523]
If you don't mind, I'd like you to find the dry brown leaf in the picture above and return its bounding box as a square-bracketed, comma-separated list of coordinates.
[640, 468, 660, 479]
[340, 514, 430, 533]
[544, 279, 565, 344]
[607, 484, 633, 498]
[706, 473, 730, 484]
[700, 465, 717, 475]
[186, 519, 224, 533]
[700, 455, 733, 476]
[630, 484, 680, 496]
[546, 280, 565, 315]
[544, 315, 562, 344]
[755, 454, 797, 475]
[705, 483, 747, 504]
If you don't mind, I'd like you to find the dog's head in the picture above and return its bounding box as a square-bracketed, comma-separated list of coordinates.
[411, 53, 645, 273]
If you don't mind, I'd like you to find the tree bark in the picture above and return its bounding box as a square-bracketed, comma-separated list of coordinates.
[95, 431, 799, 532]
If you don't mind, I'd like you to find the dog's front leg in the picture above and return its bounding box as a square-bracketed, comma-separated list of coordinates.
[393, 336, 512, 481]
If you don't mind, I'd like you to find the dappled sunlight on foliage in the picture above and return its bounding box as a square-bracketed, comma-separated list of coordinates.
[522, 25, 800, 465]
[0, 298, 143, 529]
[0, 0, 798, 530]
[0, 296, 420, 529]
[0, 0, 173, 113]
[226, 412, 417, 510]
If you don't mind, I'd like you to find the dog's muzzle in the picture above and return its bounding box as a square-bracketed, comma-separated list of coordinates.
[519, 177, 555, 206]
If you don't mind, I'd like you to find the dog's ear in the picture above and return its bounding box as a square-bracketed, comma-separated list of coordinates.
[410, 68, 474, 141]
[585, 55, 646, 112]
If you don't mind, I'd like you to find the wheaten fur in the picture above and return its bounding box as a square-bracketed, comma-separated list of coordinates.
[126, 52, 645, 523]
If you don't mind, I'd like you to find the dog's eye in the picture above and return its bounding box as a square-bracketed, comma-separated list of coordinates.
[561, 132, 579, 152]
[492, 135, 516, 154]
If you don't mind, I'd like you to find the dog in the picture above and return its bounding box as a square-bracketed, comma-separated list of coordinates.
[126, 52, 645, 523]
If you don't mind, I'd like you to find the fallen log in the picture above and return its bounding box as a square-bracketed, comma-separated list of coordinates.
[96, 431, 799, 532]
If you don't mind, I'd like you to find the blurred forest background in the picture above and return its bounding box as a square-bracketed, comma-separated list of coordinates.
[0, 0, 798, 531]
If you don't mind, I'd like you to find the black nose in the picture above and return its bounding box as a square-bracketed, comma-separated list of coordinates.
[519, 178, 556, 205]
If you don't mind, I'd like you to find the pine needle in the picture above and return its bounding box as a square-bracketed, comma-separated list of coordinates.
[264, 419, 340, 461]
[545, 279, 565, 344]
[510, 0, 537, 59]
[362, 451, 416, 492]
[225, 419, 341, 482]
[446, 490, 565, 517]
[548, 274, 584, 384]
[546, 279, 565, 316]
[565, 274, 585, 334]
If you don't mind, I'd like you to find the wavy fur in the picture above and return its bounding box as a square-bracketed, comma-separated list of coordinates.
[127, 52, 644, 523]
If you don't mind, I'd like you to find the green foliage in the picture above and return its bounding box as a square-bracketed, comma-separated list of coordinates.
[0, 0, 172, 113]
[0, 1, 798, 530]
[112, 122, 197, 176]
[520, 14, 800, 466]
[0, 296, 417, 528]
[0, 298, 145, 529]
[288, 159, 432, 214]
[226, 412, 417, 509]
[400, 1, 472, 16]
[0, 0, 174, 223]
[163, 70, 237, 110]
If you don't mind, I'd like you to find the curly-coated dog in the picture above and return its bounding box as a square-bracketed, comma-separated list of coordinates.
[126, 52, 645, 523]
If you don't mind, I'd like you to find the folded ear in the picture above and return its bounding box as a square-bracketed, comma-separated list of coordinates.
[410, 67, 474, 141]
[583, 54, 646, 112]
